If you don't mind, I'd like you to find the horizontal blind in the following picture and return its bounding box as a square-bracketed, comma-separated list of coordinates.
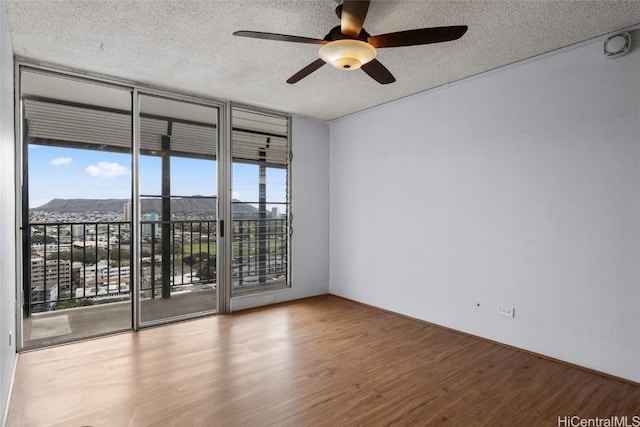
[24, 98, 218, 158]
[232, 108, 289, 167]
[24, 98, 131, 150]
[25, 98, 288, 162]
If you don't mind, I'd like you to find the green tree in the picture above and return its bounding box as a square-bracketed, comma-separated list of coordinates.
[115, 248, 130, 262]
[198, 255, 217, 282]
[31, 235, 57, 244]
[53, 298, 95, 310]
[71, 248, 95, 264]
[172, 242, 182, 256]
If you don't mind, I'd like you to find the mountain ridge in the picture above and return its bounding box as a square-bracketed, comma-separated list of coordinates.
[32, 198, 260, 215]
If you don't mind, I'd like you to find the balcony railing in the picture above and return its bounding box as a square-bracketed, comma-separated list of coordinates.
[28, 221, 132, 313]
[232, 219, 288, 288]
[140, 219, 217, 299]
[27, 217, 288, 313]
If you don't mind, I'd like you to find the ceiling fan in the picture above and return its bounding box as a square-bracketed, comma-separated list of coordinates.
[233, 0, 467, 85]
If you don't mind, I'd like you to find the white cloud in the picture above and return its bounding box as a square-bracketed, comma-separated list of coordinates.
[49, 157, 72, 166]
[85, 161, 129, 178]
[232, 191, 242, 200]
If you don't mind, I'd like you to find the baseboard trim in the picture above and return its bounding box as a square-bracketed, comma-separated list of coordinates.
[1, 353, 18, 427]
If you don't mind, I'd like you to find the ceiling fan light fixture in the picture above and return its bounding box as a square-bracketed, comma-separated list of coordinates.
[319, 39, 376, 70]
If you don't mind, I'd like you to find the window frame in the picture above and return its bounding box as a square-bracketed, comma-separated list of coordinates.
[15, 62, 293, 350]
[229, 104, 292, 297]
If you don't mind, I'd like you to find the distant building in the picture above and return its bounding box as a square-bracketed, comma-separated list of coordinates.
[30, 243, 71, 255]
[75, 278, 130, 299]
[72, 234, 117, 250]
[31, 257, 71, 290]
[142, 213, 159, 238]
[123, 202, 132, 222]
[30, 284, 58, 312]
[80, 260, 130, 284]
[72, 224, 85, 239]
[31, 257, 70, 311]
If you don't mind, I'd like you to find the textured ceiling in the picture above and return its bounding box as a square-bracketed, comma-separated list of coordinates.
[4, 0, 640, 121]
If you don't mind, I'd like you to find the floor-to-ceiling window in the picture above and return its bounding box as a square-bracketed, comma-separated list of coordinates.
[231, 107, 290, 295]
[20, 70, 134, 348]
[138, 94, 219, 323]
[18, 66, 291, 350]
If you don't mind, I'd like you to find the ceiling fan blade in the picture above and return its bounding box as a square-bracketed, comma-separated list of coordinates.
[234, 31, 327, 45]
[287, 59, 326, 84]
[361, 59, 395, 84]
[368, 26, 468, 48]
[341, 0, 370, 38]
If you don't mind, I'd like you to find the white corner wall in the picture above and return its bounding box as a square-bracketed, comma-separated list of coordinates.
[329, 35, 640, 382]
[0, 2, 16, 423]
[231, 115, 329, 310]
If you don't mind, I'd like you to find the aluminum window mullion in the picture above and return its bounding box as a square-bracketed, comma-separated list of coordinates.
[229, 105, 291, 298]
[132, 88, 141, 330]
[216, 103, 231, 313]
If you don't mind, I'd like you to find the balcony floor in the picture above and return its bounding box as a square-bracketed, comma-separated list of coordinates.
[23, 288, 217, 349]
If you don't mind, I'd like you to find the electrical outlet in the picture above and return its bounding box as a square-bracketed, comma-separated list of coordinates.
[498, 305, 515, 318]
[9, 330, 12, 347]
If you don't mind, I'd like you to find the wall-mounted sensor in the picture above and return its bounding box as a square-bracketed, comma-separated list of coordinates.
[603, 32, 631, 58]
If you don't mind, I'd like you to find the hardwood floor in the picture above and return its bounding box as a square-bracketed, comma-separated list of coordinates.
[7, 295, 640, 426]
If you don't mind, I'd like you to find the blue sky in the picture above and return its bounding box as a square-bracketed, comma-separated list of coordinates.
[29, 145, 287, 209]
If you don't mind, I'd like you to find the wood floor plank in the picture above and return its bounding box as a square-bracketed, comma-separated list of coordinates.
[7, 295, 640, 426]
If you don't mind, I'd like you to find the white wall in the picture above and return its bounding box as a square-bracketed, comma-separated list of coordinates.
[231, 115, 330, 310]
[329, 35, 640, 382]
[0, 2, 16, 423]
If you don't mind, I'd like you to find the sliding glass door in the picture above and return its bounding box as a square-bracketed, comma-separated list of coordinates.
[20, 70, 134, 348]
[138, 94, 219, 323]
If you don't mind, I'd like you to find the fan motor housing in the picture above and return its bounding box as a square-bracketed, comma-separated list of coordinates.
[324, 25, 371, 42]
